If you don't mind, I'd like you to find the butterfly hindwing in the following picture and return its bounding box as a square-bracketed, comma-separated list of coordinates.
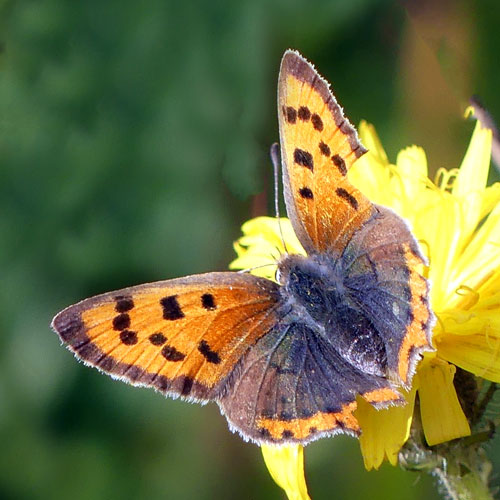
[220, 322, 403, 444]
[341, 206, 433, 386]
[52, 273, 281, 401]
[278, 50, 374, 255]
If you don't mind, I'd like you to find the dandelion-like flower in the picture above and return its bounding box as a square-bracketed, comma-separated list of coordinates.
[230, 113, 500, 497]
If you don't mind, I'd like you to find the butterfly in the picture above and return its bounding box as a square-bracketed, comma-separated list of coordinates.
[52, 50, 433, 444]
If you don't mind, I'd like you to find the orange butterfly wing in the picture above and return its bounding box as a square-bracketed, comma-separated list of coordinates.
[52, 273, 280, 400]
[278, 50, 373, 254]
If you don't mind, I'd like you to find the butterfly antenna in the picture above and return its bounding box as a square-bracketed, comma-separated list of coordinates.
[270, 142, 289, 255]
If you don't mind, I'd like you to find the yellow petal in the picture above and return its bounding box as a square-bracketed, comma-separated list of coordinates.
[479, 183, 500, 221]
[451, 120, 492, 247]
[396, 146, 428, 194]
[261, 444, 311, 500]
[435, 333, 500, 383]
[449, 201, 500, 294]
[358, 120, 389, 165]
[383, 146, 429, 222]
[355, 386, 417, 470]
[414, 192, 462, 309]
[417, 358, 470, 446]
[453, 119, 492, 198]
[349, 121, 392, 204]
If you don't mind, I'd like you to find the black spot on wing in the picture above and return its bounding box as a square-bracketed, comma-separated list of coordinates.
[161, 344, 186, 362]
[120, 330, 138, 345]
[198, 340, 221, 364]
[298, 106, 311, 121]
[319, 141, 331, 156]
[284, 106, 297, 124]
[335, 187, 358, 210]
[258, 427, 272, 439]
[201, 293, 216, 310]
[115, 296, 134, 312]
[331, 154, 347, 176]
[299, 187, 314, 199]
[149, 332, 167, 346]
[112, 313, 130, 331]
[311, 113, 323, 131]
[294, 148, 314, 170]
[160, 295, 185, 320]
[282, 430, 294, 439]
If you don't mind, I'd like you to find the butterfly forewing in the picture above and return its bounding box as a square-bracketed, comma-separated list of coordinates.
[52, 273, 281, 401]
[278, 50, 374, 255]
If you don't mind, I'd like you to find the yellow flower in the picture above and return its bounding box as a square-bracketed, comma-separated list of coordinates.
[230, 114, 500, 493]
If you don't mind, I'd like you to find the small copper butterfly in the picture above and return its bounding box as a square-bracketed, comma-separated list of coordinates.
[52, 50, 433, 444]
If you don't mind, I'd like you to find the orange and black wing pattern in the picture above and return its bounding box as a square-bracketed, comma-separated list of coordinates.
[52, 273, 280, 401]
[278, 50, 374, 255]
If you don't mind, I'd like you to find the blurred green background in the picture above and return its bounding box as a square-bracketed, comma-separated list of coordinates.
[1, 0, 500, 499]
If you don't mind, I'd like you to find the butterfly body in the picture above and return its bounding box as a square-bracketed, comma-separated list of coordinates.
[279, 252, 387, 376]
[52, 50, 433, 445]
